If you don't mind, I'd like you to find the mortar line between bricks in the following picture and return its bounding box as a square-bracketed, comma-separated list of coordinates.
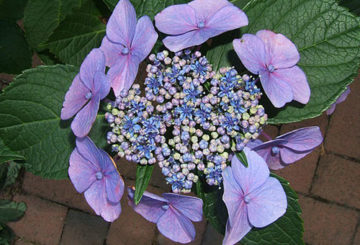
[309, 115, 331, 194]
[328, 152, 360, 164]
[350, 216, 360, 245]
[298, 192, 360, 213]
[103, 221, 111, 245]
[59, 208, 70, 245]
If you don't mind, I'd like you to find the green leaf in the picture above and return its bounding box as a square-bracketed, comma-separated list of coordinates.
[0, 0, 28, 20]
[196, 174, 304, 245]
[0, 200, 26, 223]
[45, 0, 106, 66]
[2, 161, 21, 188]
[236, 150, 248, 167]
[206, 0, 360, 124]
[134, 164, 154, 205]
[23, 0, 82, 49]
[0, 138, 24, 164]
[0, 65, 106, 179]
[0, 20, 32, 74]
[0, 224, 14, 245]
[339, 0, 360, 16]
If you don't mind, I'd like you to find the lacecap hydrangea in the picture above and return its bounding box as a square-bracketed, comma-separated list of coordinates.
[105, 49, 268, 193]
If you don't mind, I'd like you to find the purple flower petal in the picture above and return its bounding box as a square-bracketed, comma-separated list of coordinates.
[327, 86, 351, 115]
[233, 35, 266, 74]
[79, 49, 105, 91]
[206, 5, 248, 34]
[68, 148, 97, 193]
[155, 4, 197, 35]
[108, 55, 141, 96]
[231, 147, 269, 194]
[127, 187, 168, 223]
[260, 70, 294, 108]
[272, 66, 310, 104]
[75, 137, 101, 168]
[60, 75, 89, 120]
[71, 95, 100, 137]
[157, 207, 196, 243]
[162, 29, 213, 52]
[256, 30, 300, 69]
[278, 126, 322, 152]
[101, 152, 124, 203]
[100, 37, 124, 67]
[162, 193, 203, 222]
[131, 16, 158, 61]
[279, 148, 310, 165]
[247, 177, 287, 228]
[222, 202, 251, 245]
[188, 0, 230, 20]
[93, 71, 110, 99]
[106, 0, 137, 47]
[84, 180, 121, 222]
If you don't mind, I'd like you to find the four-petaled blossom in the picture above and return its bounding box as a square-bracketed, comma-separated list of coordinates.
[155, 0, 248, 52]
[69, 137, 124, 222]
[248, 126, 323, 170]
[61, 48, 110, 137]
[100, 0, 158, 96]
[233, 30, 310, 108]
[222, 147, 287, 245]
[127, 187, 203, 243]
[327, 86, 350, 115]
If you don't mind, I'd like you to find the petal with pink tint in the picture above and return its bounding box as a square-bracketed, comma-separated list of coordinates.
[68, 148, 97, 193]
[279, 148, 310, 165]
[108, 55, 140, 96]
[188, 0, 230, 20]
[79, 49, 105, 90]
[131, 16, 158, 61]
[157, 207, 196, 244]
[260, 70, 293, 108]
[247, 177, 287, 228]
[93, 71, 110, 99]
[162, 193, 203, 222]
[233, 35, 266, 74]
[60, 75, 89, 120]
[106, 0, 137, 47]
[272, 66, 310, 104]
[163, 29, 213, 52]
[155, 4, 197, 35]
[206, 5, 248, 33]
[75, 137, 101, 169]
[278, 126, 322, 152]
[127, 188, 168, 223]
[71, 95, 100, 137]
[100, 37, 124, 67]
[256, 30, 300, 69]
[231, 147, 269, 194]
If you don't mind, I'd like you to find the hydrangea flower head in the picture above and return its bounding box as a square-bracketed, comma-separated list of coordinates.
[222, 147, 287, 244]
[61, 48, 110, 137]
[128, 187, 203, 243]
[155, 0, 248, 52]
[233, 30, 310, 108]
[326, 86, 350, 115]
[68, 137, 124, 222]
[100, 0, 158, 96]
[248, 126, 323, 170]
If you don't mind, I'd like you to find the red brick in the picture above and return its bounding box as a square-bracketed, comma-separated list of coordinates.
[259, 125, 279, 141]
[201, 223, 224, 245]
[14, 238, 36, 245]
[353, 225, 360, 245]
[106, 182, 159, 245]
[280, 113, 329, 137]
[60, 210, 109, 245]
[157, 219, 206, 245]
[325, 79, 360, 159]
[8, 194, 67, 245]
[115, 156, 136, 180]
[299, 195, 359, 245]
[311, 154, 360, 209]
[22, 172, 94, 214]
[150, 164, 171, 191]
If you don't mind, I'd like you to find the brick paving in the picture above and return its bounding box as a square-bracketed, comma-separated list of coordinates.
[1, 67, 360, 245]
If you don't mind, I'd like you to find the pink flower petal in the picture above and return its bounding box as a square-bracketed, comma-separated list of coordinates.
[79, 49, 105, 90]
[131, 16, 158, 61]
[272, 66, 310, 104]
[162, 193, 203, 222]
[71, 95, 100, 137]
[233, 34, 266, 74]
[247, 177, 287, 228]
[100, 37, 124, 67]
[60, 75, 89, 120]
[155, 4, 197, 35]
[106, 0, 137, 47]
[157, 207, 196, 243]
[68, 148, 97, 193]
[260, 70, 293, 108]
[256, 30, 300, 69]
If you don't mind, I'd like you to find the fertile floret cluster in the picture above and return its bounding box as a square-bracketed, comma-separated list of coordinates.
[106, 49, 268, 193]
